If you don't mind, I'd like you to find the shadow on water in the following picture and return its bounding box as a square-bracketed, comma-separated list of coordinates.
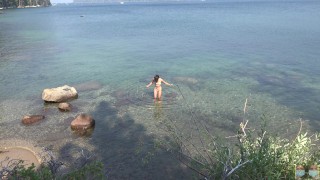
[249, 73, 320, 131]
[57, 101, 194, 179]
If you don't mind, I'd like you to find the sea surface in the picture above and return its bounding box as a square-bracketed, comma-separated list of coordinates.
[1, 1, 320, 179]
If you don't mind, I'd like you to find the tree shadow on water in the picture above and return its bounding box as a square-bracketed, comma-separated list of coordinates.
[58, 101, 194, 179]
[253, 74, 320, 131]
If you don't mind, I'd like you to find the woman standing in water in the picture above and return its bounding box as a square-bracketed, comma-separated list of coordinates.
[146, 75, 173, 101]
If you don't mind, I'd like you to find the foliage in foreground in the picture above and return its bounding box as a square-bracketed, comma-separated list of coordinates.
[160, 98, 320, 180]
[0, 159, 104, 180]
[217, 123, 320, 179]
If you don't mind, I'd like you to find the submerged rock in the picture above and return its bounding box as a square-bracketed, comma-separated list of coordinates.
[58, 102, 72, 112]
[71, 114, 95, 131]
[72, 128, 95, 137]
[173, 76, 198, 84]
[111, 90, 128, 99]
[115, 98, 133, 108]
[73, 81, 103, 92]
[164, 92, 178, 99]
[256, 75, 287, 87]
[22, 115, 45, 125]
[42, 85, 78, 102]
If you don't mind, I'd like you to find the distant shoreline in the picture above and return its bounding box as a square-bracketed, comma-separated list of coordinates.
[0, 5, 50, 9]
[18, 5, 43, 8]
[0, 0, 51, 10]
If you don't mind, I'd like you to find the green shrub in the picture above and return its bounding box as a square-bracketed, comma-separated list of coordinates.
[227, 125, 320, 179]
[159, 99, 320, 179]
[0, 160, 104, 180]
[62, 161, 104, 180]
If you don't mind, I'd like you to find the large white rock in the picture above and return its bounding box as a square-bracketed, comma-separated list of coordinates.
[42, 85, 78, 102]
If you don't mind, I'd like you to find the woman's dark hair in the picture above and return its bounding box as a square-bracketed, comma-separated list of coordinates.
[154, 75, 160, 83]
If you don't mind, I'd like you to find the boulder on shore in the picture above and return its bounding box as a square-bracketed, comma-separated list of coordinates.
[58, 102, 72, 112]
[71, 114, 95, 131]
[42, 85, 78, 102]
[22, 115, 45, 125]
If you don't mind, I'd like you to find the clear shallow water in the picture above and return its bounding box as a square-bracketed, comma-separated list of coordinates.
[1, 1, 320, 178]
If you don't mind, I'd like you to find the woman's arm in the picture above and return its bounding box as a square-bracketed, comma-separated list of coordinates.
[146, 80, 153, 88]
[161, 79, 173, 86]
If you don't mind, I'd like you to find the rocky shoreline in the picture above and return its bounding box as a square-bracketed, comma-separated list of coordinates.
[21, 85, 96, 134]
[0, 84, 97, 174]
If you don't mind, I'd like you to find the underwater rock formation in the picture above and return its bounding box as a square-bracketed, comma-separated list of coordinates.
[58, 102, 72, 112]
[173, 76, 198, 84]
[73, 81, 103, 92]
[22, 115, 45, 125]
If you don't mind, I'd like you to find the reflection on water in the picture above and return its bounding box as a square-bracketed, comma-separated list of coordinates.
[153, 100, 163, 119]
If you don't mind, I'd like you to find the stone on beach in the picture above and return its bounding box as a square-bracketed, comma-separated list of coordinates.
[58, 102, 72, 111]
[22, 115, 45, 125]
[42, 85, 78, 102]
[71, 114, 95, 131]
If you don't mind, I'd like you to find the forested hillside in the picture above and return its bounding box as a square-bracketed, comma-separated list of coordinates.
[0, 0, 51, 8]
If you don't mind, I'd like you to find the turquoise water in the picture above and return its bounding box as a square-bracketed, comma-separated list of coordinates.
[1, 1, 320, 178]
